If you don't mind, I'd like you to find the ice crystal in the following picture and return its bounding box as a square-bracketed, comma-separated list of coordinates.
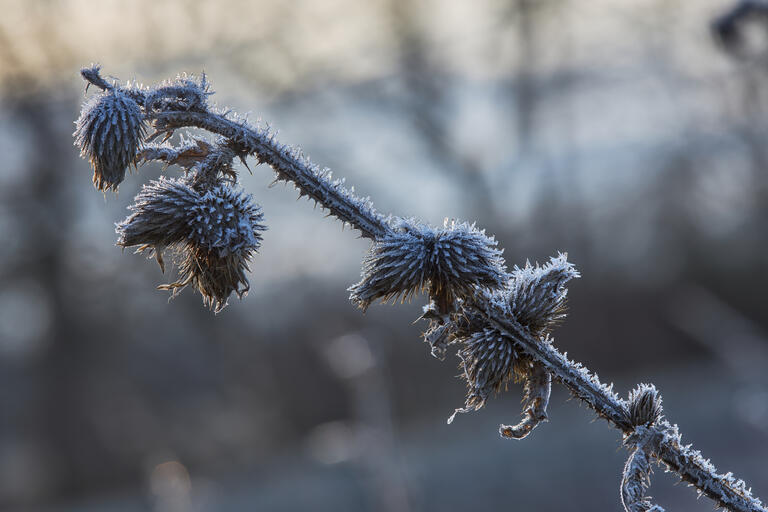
[74, 88, 146, 191]
[349, 218, 506, 311]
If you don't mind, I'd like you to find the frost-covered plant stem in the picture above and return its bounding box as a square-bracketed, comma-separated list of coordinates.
[76, 67, 765, 512]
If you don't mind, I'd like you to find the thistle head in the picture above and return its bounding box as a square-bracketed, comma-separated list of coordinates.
[456, 324, 528, 413]
[508, 253, 580, 337]
[118, 178, 266, 311]
[74, 88, 147, 191]
[186, 184, 266, 256]
[627, 383, 663, 427]
[116, 177, 199, 258]
[349, 218, 506, 312]
[160, 183, 266, 311]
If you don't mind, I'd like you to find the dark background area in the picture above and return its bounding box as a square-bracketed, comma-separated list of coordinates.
[0, 1, 766, 510]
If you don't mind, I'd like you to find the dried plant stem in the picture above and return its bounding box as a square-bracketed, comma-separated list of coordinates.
[79, 69, 766, 512]
[500, 361, 551, 439]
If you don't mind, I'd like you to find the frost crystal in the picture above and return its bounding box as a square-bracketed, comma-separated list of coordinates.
[349, 219, 506, 311]
[74, 89, 146, 191]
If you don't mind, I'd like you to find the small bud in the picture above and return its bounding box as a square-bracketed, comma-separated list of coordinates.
[349, 219, 506, 311]
[627, 384, 663, 427]
[509, 253, 580, 337]
[74, 88, 146, 191]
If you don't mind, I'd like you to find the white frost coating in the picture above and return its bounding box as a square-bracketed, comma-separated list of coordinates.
[622, 426, 666, 512]
[77, 67, 768, 512]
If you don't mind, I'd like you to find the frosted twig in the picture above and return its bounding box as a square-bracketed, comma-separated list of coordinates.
[74, 67, 766, 512]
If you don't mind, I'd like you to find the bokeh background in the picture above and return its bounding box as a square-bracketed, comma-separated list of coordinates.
[0, 0, 767, 510]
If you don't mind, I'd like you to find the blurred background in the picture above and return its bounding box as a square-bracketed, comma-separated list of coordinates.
[0, 0, 767, 510]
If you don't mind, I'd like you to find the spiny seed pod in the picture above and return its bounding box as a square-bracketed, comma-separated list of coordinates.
[452, 328, 538, 419]
[116, 177, 199, 269]
[74, 88, 146, 191]
[451, 254, 579, 420]
[186, 184, 266, 256]
[161, 244, 254, 313]
[509, 253, 580, 336]
[349, 218, 506, 312]
[159, 184, 266, 312]
[627, 384, 663, 427]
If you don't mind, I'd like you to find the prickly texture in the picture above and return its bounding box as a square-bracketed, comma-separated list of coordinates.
[448, 254, 578, 421]
[627, 384, 663, 427]
[508, 253, 579, 337]
[186, 183, 266, 256]
[161, 184, 266, 312]
[116, 177, 199, 256]
[118, 178, 266, 311]
[160, 244, 254, 313]
[74, 88, 146, 191]
[500, 361, 551, 439]
[349, 218, 506, 312]
[450, 318, 527, 421]
[75, 67, 768, 512]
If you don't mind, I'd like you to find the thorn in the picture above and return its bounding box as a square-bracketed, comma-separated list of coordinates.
[239, 155, 252, 174]
[155, 250, 166, 273]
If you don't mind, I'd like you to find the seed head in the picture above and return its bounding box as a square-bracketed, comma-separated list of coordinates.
[161, 244, 255, 313]
[349, 219, 506, 311]
[627, 384, 663, 427]
[451, 307, 543, 419]
[159, 183, 266, 312]
[116, 177, 199, 259]
[456, 325, 527, 413]
[508, 253, 580, 337]
[186, 184, 265, 256]
[74, 89, 146, 191]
